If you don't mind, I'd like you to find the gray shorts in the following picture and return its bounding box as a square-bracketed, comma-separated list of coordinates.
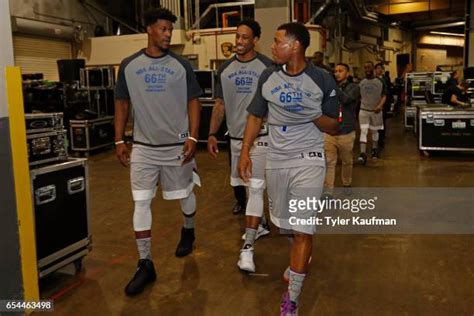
[230, 137, 267, 189]
[359, 109, 384, 130]
[266, 165, 325, 235]
[130, 160, 199, 201]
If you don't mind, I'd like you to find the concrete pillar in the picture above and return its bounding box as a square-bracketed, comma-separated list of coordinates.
[254, 0, 291, 57]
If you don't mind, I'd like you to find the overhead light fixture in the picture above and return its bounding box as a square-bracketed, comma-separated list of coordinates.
[430, 31, 464, 37]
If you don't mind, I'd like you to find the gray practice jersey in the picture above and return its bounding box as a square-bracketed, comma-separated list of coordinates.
[359, 77, 386, 111]
[215, 53, 273, 139]
[247, 63, 338, 169]
[115, 49, 202, 147]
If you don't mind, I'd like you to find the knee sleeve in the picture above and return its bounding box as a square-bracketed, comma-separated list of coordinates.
[360, 127, 369, 143]
[180, 191, 196, 216]
[372, 131, 379, 142]
[133, 199, 152, 231]
[246, 186, 264, 217]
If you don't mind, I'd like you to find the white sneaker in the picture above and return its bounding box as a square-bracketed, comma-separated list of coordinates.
[237, 246, 256, 272]
[241, 224, 270, 241]
[282, 256, 312, 283]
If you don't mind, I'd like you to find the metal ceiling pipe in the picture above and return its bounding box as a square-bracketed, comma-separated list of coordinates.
[415, 21, 465, 31]
[306, 0, 332, 25]
[79, 0, 141, 33]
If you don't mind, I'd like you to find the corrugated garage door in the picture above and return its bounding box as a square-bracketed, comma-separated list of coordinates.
[13, 35, 72, 81]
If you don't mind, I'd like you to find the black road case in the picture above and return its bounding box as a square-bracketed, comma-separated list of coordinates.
[30, 158, 91, 278]
[405, 106, 416, 129]
[419, 107, 474, 151]
[27, 130, 68, 166]
[70, 116, 114, 154]
[80, 66, 115, 88]
[25, 112, 64, 134]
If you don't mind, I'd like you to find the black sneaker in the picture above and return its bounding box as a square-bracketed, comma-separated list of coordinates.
[371, 149, 380, 160]
[232, 202, 245, 215]
[357, 153, 368, 166]
[175, 227, 195, 257]
[124, 259, 156, 296]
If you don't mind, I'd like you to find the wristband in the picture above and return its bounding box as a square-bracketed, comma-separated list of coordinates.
[115, 140, 125, 145]
[188, 136, 198, 143]
[208, 133, 217, 138]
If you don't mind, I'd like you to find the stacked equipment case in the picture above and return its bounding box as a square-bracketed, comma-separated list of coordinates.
[404, 71, 451, 130]
[69, 66, 116, 155]
[26, 112, 91, 278]
[418, 107, 474, 152]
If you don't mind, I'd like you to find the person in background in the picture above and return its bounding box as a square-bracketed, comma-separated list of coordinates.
[442, 71, 465, 105]
[323, 63, 360, 197]
[357, 61, 386, 165]
[374, 63, 392, 149]
[446, 70, 460, 89]
[448, 80, 470, 107]
[313, 51, 333, 73]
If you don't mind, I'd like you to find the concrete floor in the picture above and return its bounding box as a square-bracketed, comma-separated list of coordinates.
[38, 115, 474, 315]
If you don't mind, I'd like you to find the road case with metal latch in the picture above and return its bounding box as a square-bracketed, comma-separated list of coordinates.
[69, 116, 114, 154]
[419, 107, 474, 151]
[25, 112, 64, 134]
[405, 106, 416, 129]
[27, 129, 68, 166]
[30, 158, 91, 278]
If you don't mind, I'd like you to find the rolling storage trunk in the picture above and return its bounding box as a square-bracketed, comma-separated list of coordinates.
[25, 112, 64, 134]
[69, 116, 114, 153]
[419, 107, 474, 151]
[30, 158, 91, 278]
[405, 106, 416, 129]
[27, 129, 68, 166]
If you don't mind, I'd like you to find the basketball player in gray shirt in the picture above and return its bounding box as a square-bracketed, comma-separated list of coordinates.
[240, 23, 339, 315]
[114, 8, 202, 296]
[208, 20, 272, 273]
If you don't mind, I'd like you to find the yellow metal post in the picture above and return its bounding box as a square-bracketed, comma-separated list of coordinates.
[5, 66, 40, 302]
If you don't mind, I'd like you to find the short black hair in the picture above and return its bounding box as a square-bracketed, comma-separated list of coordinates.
[144, 8, 177, 27]
[237, 19, 261, 38]
[314, 51, 324, 57]
[336, 63, 350, 71]
[375, 62, 385, 69]
[277, 22, 310, 50]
